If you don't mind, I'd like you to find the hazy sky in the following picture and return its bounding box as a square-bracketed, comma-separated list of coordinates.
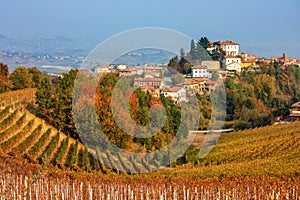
[1, 0, 300, 58]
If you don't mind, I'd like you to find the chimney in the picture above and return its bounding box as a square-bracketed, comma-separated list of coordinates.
[283, 53, 286, 62]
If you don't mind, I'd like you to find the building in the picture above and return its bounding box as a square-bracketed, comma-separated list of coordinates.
[119, 68, 137, 76]
[181, 79, 201, 95]
[192, 78, 207, 95]
[222, 56, 242, 73]
[207, 40, 240, 56]
[117, 64, 127, 70]
[290, 102, 300, 120]
[140, 86, 160, 98]
[219, 40, 240, 56]
[201, 61, 221, 70]
[92, 65, 110, 73]
[192, 65, 214, 78]
[133, 77, 163, 89]
[142, 66, 165, 77]
[162, 86, 186, 103]
[192, 65, 210, 78]
[205, 80, 218, 93]
[241, 60, 257, 69]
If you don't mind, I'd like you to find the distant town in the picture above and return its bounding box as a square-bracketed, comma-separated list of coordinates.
[75, 40, 300, 106]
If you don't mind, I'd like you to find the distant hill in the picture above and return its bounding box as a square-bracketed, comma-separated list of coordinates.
[113, 48, 176, 65]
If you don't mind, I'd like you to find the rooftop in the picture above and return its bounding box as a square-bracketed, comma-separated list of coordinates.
[205, 80, 217, 85]
[134, 77, 162, 82]
[192, 65, 208, 69]
[224, 55, 241, 59]
[219, 40, 239, 46]
[291, 102, 300, 108]
[182, 79, 199, 85]
[163, 86, 183, 93]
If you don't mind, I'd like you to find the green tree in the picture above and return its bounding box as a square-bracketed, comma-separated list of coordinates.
[55, 69, 78, 137]
[28, 67, 43, 87]
[211, 71, 220, 81]
[168, 56, 179, 67]
[210, 45, 225, 61]
[198, 37, 210, 50]
[36, 76, 53, 117]
[171, 73, 185, 85]
[9, 66, 33, 90]
[190, 39, 197, 60]
[252, 74, 276, 104]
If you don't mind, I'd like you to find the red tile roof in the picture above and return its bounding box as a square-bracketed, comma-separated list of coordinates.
[224, 55, 241, 59]
[242, 60, 256, 63]
[192, 78, 208, 82]
[163, 86, 183, 93]
[182, 79, 199, 85]
[219, 40, 239, 45]
[205, 80, 217, 85]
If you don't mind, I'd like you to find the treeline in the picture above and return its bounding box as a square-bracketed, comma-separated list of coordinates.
[76, 73, 186, 152]
[0, 63, 44, 93]
[36, 71, 206, 155]
[226, 62, 300, 129]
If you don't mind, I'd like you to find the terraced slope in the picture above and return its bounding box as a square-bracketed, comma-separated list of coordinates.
[0, 106, 101, 172]
[0, 106, 161, 174]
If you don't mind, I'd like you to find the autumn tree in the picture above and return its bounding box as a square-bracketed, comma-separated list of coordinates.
[9, 66, 33, 90]
[28, 67, 43, 87]
[0, 63, 12, 93]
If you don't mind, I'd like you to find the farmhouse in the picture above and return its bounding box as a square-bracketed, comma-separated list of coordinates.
[290, 102, 300, 120]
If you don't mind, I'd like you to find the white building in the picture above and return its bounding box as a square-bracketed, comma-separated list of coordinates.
[162, 86, 186, 103]
[117, 64, 127, 70]
[192, 65, 213, 78]
[219, 41, 240, 56]
[222, 56, 242, 73]
[93, 65, 110, 73]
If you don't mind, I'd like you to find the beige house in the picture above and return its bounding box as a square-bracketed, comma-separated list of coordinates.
[162, 86, 186, 103]
[134, 77, 163, 89]
[290, 102, 300, 120]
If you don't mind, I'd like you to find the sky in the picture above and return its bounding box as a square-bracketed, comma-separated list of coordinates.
[1, 0, 300, 58]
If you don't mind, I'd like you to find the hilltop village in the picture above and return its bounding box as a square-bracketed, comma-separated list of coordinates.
[89, 40, 300, 104]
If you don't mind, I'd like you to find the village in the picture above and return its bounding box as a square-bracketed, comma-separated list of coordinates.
[90, 40, 300, 106]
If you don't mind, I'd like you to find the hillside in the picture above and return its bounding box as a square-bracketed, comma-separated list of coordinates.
[0, 88, 299, 177]
[159, 122, 300, 178]
[0, 89, 300, 199]
[0, 89, 163, 174]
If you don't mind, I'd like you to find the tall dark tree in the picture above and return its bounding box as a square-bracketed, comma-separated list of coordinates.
[36, 76, 53, 117]
[55, 69, 78, 137]
[190, 39, 198, 60]
[0, 63, 12, 93]
[210, 44, 225, 61]
[198, 37, 210, 50]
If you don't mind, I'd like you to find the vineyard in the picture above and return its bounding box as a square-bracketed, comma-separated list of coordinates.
[0, 89, 300, 199]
